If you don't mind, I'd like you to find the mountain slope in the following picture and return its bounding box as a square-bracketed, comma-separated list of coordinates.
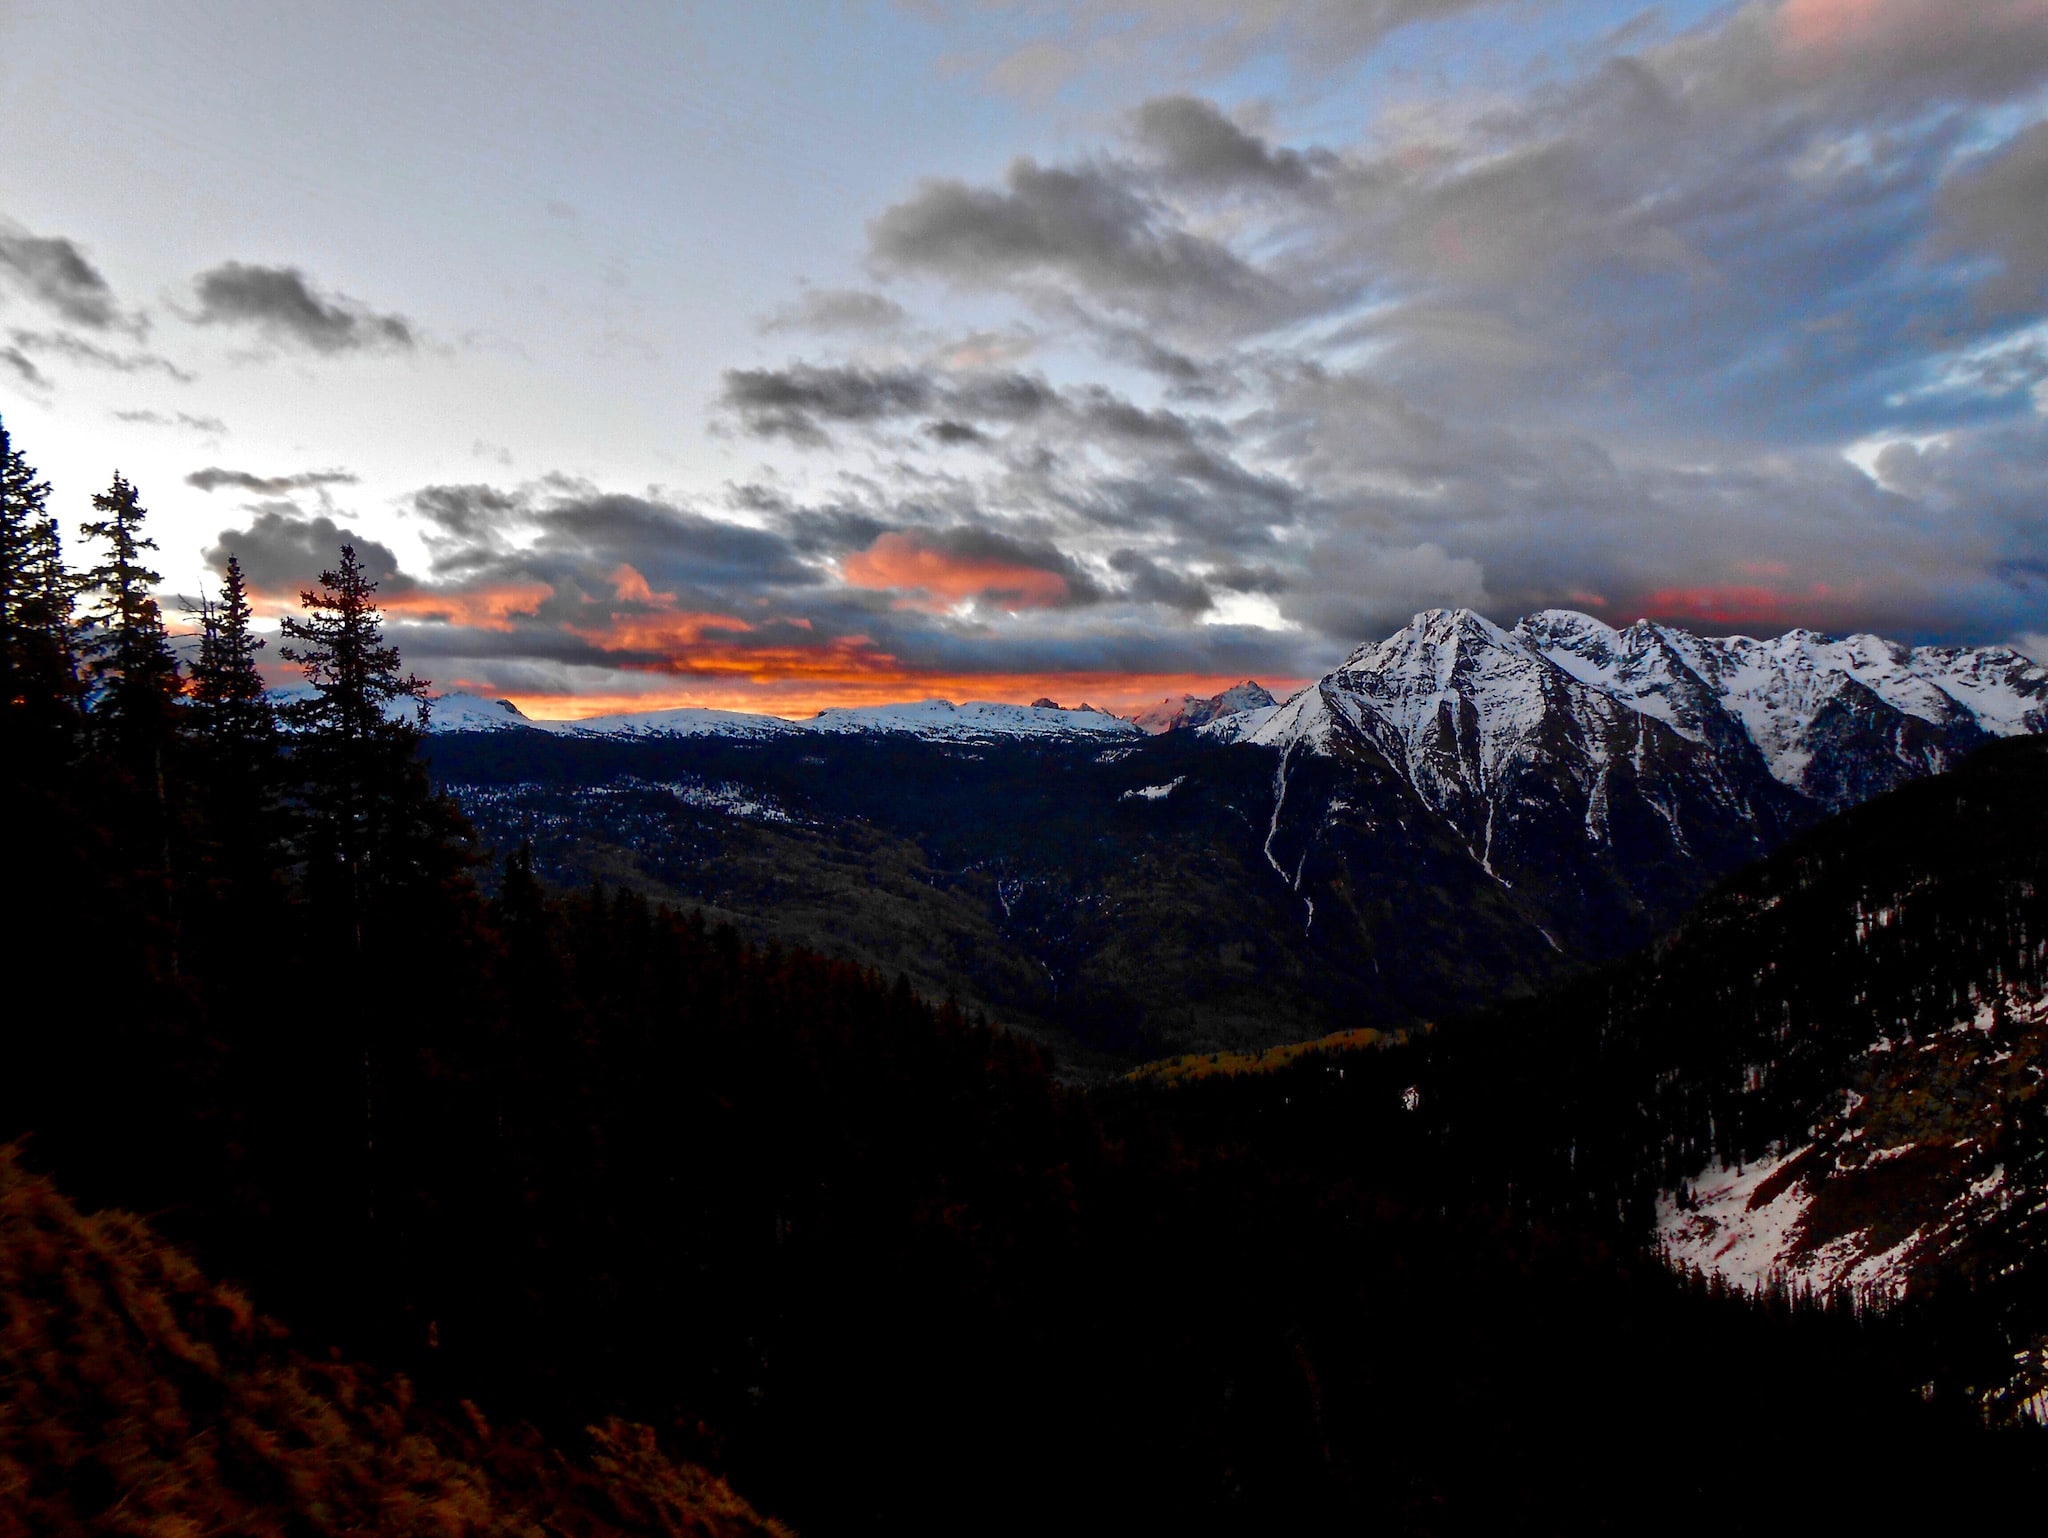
[1157, 736, 2048, 1421]
[1130, 681, 1277, 734]
[0, 1146, 787, 1537]
[1231, 606, 2046, 958]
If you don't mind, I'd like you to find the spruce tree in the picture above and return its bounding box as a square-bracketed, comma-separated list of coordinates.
[0, 416, 79, 758]
[191, 555, 275, 754]
[78, 472, 182, 763]
[279, 544, 437, 945]
[279, 545, 467, 1242]
[190, 554, 282, 874]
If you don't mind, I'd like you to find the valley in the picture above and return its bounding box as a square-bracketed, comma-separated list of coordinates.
[424, 607, 2048, 1071]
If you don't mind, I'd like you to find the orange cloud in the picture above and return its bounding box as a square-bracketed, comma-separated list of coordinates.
[494, 669, 1305, 723]
[609, 563, 671, 604]
[574, 611, 757, 652]
[1640, 585, 1789, 626]
[377, 582, 553, 631]
[841, 530, 1070, 611]
[1639, 579, 1863, 629]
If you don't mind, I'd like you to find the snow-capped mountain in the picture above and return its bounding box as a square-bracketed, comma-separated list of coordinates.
[404, 692, 1139, 744]
[1130, 681, 1277, 735]
[1516, 610, 2048, 807]
[1208, 607, 2047, 959]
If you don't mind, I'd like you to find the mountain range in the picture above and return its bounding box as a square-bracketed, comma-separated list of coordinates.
[417, 609, 2048, 1069]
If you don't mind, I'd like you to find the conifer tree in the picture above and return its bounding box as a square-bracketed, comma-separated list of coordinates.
[191, 555, 275, 753]
[190, 554, 282, 871]
[280, 544, 438, 944]
[0, 416, 79, 756]
[77, 472, 181, 762]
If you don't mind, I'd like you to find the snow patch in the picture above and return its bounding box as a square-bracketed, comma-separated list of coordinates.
[1121, 778, 1185, 802]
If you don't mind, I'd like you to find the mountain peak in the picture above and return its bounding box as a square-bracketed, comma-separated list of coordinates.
[1132, 679, 1279, 734]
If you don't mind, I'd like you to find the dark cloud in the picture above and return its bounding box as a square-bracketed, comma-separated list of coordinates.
[1938, 118, 2048, 313]
[947, 370, 1060, 420]
[720, 363, 934, 444]
[1109, 548, 1212, 613]
[188, 262, 415, 353]
[1, 346, 45, 388]
[205, 509, 413, 596]
[735, 486, 892, 558]
[528, 492, 821, 593]
[9, 329, 192, 381]
[113, 409, 228, 433]
[1131, 96, 1322, 191]
[924, 419, 989, 446]
[411, 482, 526, 542]
[0, 226, 130, 330]
[185, 466, 357, 494]
[869, 157, 1291, 333]
[759, 286, 910, 334]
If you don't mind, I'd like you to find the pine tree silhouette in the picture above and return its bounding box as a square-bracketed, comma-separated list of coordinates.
[77, 472, 181, 764]
[278, 545, 467, 1240]
[189, 554, 282, 881]
[191, 556, 275, 756]
[0, 416, 79, 764]
[279, 543, 432, 948]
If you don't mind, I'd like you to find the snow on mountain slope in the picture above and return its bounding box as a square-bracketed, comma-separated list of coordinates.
[417, 693, 545, 733]
[554, 705, 800, 741]
[1657, 986, 2046, 1311]
[1196, 702, 1282, 744]
[1244, 607, 1776, 856]
[806, 698, 1138, 741]
[1513, 612, 2048, 806]
[404, 691, 1139, 743]
[1215, 606, 2048, 955]
[1132, 681, 1277, 734]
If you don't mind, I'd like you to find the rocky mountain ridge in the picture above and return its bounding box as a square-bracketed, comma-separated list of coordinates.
[1129, 681, 1278, 735]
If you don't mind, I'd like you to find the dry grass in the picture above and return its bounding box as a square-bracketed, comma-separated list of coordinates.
[0, 1146, 790, 1538]
[1125, 1026, 1390, 1086]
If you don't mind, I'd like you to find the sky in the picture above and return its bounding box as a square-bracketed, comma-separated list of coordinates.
[3, 0, 2047, 719]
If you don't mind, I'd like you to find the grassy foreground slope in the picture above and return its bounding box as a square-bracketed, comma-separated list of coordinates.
[0, 1147, 785, 1538]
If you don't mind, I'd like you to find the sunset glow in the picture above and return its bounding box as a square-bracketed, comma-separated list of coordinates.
[490, 672, 1307, 723]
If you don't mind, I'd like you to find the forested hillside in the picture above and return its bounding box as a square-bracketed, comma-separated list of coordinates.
[1153, 734, 2048, 1417]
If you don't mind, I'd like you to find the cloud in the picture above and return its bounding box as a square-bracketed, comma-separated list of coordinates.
[720, 362, 934, 444]
[187, 262, 415, 353]
[1131, 96, 1323, 190]
[0, 225, 134, 330]
[185, 466, 357, 494]
[923, 419, 989, 446]
[205, 508, 413, 598]
[841, 526, 1097, 610]
[949, 1, 1508, 98]
[153, 5, 2048, 710]
[113, 409, 228, 434]
[1938, 118, 2048, 313]
[869, 157, 1294, 335]
[1768, 0, 2048, 104]
[1, 346, 45, 388]
[759, 286, 910, 334]
[8, 329, 192, 381]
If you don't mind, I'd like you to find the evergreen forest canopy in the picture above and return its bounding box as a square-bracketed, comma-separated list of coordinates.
[3, 413, 2046, 1533]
